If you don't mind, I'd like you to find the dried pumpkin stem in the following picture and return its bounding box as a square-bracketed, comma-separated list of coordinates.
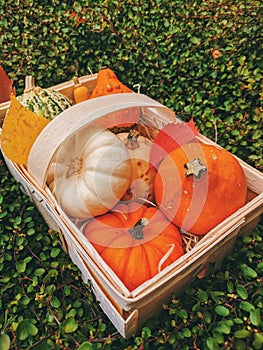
[24, 75, 42, 93]
[184, 157, 207, 180]
[73, 76, 82, 87]
[66, 157, 84, 178]
[129, 217, 149, 240]
[125, 129, 140, 150]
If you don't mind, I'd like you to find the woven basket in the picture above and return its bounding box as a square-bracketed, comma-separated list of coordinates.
[1, 74, 263, 338]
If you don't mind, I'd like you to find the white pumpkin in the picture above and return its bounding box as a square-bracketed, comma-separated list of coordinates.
[49, 124, 132, 219]
[117, 130, 156, 202]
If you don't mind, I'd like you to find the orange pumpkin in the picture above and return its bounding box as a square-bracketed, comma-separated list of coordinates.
[96, 108, 140, 131]
[149, 119, 199, 169]
[90, 67, 132, 98]
[154, 142, 247, 235]
[72, 76, 90, 103]
[91, 67, 140, 129]
[84, 201, 184, 291]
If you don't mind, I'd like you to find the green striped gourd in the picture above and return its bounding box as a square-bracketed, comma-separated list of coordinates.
[17, 76, 73, 120]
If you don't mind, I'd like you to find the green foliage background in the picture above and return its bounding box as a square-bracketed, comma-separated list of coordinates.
[0, 0, 262, 349]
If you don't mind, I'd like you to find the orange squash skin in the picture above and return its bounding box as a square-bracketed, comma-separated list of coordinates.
[72, 76, 90, 103]
[90, 68, 132, 98]
[91, 68, 140, 128]
[84, 201, 184, 291]
[154, 142, 247, 235]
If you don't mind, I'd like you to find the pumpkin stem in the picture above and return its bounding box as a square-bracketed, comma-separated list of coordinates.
[133, 83, 141, 94]
[184, 158, 207, 180]
[129, 217, 149, 240]
[73, 76, 81, 87]
[24, 75, 42, 93]
[66, 157, 84, 178]
[125, 129, 140, 150]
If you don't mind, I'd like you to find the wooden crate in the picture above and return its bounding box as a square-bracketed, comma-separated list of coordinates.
[1, 75, 262, 338]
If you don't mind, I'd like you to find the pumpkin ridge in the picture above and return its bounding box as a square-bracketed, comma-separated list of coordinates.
[155, 142, 247, 234]
[84, 202, 184, 291]
[142, 242, 163, 277]
[100, 246, 131, 282]
[49, 125, 131, 219]
[123, 245, 151, 289]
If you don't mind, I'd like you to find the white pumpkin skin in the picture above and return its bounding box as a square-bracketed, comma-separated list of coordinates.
[117, 130, 156, 202]
[49, 125, 131, 219]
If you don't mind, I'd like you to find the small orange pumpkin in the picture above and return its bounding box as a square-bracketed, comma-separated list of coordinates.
[154, 142, 247, 235]
[72, 76, 90, 103]
[84, 201, 184, 291]
[90, 67, 132, 99]
[91, 67, 140, 129]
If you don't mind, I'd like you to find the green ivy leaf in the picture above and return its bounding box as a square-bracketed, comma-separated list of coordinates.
[215, 305, 230, 317]
[0, 333, 11, 350]
[141, 327, 151, 339]
[252, 130, 262, 140]
[177, 309, 188, 319]
[51, 248, 61, 258]
[63, 317, 78, 333]
[250, 308, 261, 326]
[50, 296, 61, 308]
[17, 322, 28, 341]
[63, 285, 71, 296]
[236, 284, 248, 300]
[197, 290, 208, 302]
[240, 301, 255, 312]
[233, 318, 244, 325]
[27, 228, 35, 235]
[27, 323, 38, 336]
[253, 333, 263, 349]
[190, 36, 200, 45]
[0, 211, 7, 218]
[234, 329, 251, 339]
[182, 327, 191, 338]
[206, 337, 220, 350]
[240, 264, 258, 278]
[34, 268, 45, 277]
[204, 311, 213, 324]
[215, 321, 232, 334]
[227, 281, 234, 293]
[18, 320, 38, 340]
[16, 260, 27, 273]
[78, 342, 93, 350]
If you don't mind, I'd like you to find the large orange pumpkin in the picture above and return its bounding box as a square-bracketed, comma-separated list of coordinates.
[84, 201, 184, 291]
[154, 142, 247, 235]
[149, 119, 199, 169]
